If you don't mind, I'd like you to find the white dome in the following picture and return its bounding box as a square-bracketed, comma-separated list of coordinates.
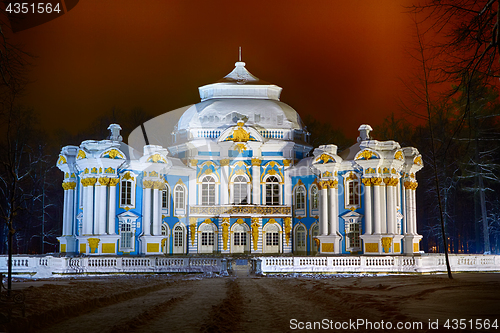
[176, 98, 305, 132]
[175, 62, 306, 134]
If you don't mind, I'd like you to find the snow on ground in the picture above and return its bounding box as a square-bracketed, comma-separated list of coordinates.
[1, 272, 499, 332]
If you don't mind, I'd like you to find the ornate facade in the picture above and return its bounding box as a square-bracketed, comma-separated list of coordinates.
[57, 61, 423, 256]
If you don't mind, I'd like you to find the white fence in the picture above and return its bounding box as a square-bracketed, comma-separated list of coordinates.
[0, 255, 227, 277]
[257, 254, 500, 275]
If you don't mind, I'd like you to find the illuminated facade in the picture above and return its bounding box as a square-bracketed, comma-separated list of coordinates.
[56, 61, 423, 256]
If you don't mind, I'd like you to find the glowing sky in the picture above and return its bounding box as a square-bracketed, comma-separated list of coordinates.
[11, 0, 415, 140]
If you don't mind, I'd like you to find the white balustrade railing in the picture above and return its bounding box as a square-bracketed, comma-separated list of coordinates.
[258, 254, 500, 274]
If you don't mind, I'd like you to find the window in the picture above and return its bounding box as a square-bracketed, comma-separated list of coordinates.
[117, 211, 138, 252]
[295, 186, 306, 210]
[162, 186, 169, 210]
[234, 232, 247, 246]
[201, 176, 216, 206]
[174, 185, 185, 210]
[345, 174, 360, 210]
[120, 180, 132, 206]
[174, 225, 183, 247]
[120, 221, 132, 249]
[161, 224, 168, 236]
[346, 219, 361, 250]
[266, 232, 279, 246]
[341, 212, 362, 252]
[310, 185, 319, 211]
[201, 232, 214, 246]
[265, 176, 280, 205]
[296, 225, 306, 247]
[311, 223, 319, 254]
[233, 175, 248, 204]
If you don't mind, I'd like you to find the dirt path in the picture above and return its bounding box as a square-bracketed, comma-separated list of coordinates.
[1, 273, 499, 332]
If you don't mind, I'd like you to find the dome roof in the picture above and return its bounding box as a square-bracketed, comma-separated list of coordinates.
[176, 98, 305, 131]
[176, 61, 306, 133]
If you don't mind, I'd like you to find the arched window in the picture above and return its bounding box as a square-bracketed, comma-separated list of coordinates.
[161, 224, 168, 236]
[295, 225, 306, 253]
[311, 223, 319, 254]
[233, 175, 248, 204]
[295, 186, 306, 210]
[174, 185, 185, 211]
[264, 222, 280, 253]
[201, 176, 216, 206]
[310, 185, 319, 211]
[174, 225, 183, 248]
[265, 176, 280, 205]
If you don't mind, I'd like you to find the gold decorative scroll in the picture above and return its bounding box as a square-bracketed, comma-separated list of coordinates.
[394, 151, 404, 161]
[328, 180, 338, 188]
[414, 156, 422, 166]
[355, 150, 376, 160]
[316, 153, 333, 164]
[143, 180, 154, 189]
[318, 180, 330, 190]
[77, 150, 86, 159]
[381, 237, 392, 253]
[122, 172, 134, 181]
[282, 159, 291, 167]
[383, 178, 399, 186]
[88, 238, 100, 253]
[153, 181, 165, 190]
[284, 217, 291, 246]
[189, 218, 197, 245]
[220, 159, 230, 166]
[371, 177, 382, 186]
[109, 178, 119, 186]
[189, 205, 291, 216]
[147, 153, 166, 163]
[222, 218, 230, 251]
[251, 220, 259, 251]
[361, 178, 372, 186]
[57, 155, 67, 165]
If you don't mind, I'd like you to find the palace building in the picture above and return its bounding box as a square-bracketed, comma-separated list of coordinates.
[56, 61, 423, 256]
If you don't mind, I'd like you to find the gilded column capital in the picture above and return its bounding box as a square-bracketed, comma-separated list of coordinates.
[153, 180, 165, 190]
[98, 177, 110, 186]
[108, 178, 119, 186]
[81, 177, 97, 187]
[143, 180, 154, 189]
[62, 182, 77, 190]
[362, 178, 372, 186]
[371, 177, 382, 186]
[404, 181, 418, 190]
[318, 180, 330, 190]
[328, 180, 338, 189]
[190, 159, 198, 166]
[383, 177, 399, 187]
[251, 158, 261, 166]
[220, 159, 230, 167]
[282, 159, 291, 167]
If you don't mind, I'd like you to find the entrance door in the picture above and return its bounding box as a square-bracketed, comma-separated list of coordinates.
[173, 225, 185, 254]
[232, 223, 248, 253]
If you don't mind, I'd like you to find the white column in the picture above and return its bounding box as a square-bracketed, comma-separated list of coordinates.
[363, 179, 372, 235]
[387, 182, 395, 234]
[411, 187, 418, 235]
[62, 185, 69, 236]
[328, 184, 338, 235]
[108, 179, 118, 234]
[82, 178, 96, 235]
[252, 163, 260, 204]
[402, 185, 407, 234]
[152, 187, 160, 235]
[221, 163, 229, 205]
[405, 187, 413, 234]
[380, 183, 387, 234]
[373, 179, 382, 234]
[67, 185, 75, 236]
[96, 182, 107, 235]
[143, 186, 151, 235]
[319, 182, 328, 235]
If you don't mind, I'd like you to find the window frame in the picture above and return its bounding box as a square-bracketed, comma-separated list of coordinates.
[119, 172, 136, 210]
[344, 173, 361, 210]
[264, 175, 281, 206]
[310, 184, 319, 215]
[294, 185, 306, 216]
[200, 175, 217, 206]
[231, 174, 250, 205]
[174, 184, 186, 215]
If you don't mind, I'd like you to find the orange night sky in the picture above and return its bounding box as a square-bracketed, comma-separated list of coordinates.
[9, 0, 416, 140]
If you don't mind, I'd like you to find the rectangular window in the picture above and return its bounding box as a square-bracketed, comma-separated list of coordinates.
[201, 184, 215, 205]
[201, 232, 208, 246]
[266, 233, 272, 246]
[234, 233, 240, 246]
[174, 231, 182, 247]
[273, 233, 279, 246]
[120, 223, 132, 249]
[162, 189, 169, 209]
[175, 187, 184, 210]
[208, 232, 214, 246]
[240, 233, 247, 246]
[121, 180, 132, 206]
